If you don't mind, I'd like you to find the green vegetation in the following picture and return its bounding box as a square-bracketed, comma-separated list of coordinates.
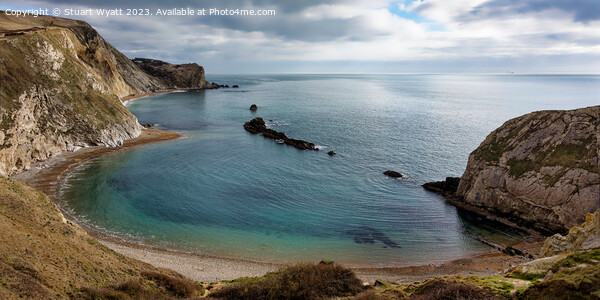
[464, 275, 515, 298]
[550, 248, 600, 271]
[507, 158, 536, 178]
[476, 141, 503, 164]
[507, 270, 546, 282]
[209, 263, 365, 299]
[505, 140, 596, 180]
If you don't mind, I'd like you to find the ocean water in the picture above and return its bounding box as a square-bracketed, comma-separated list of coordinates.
[60, 74, 600, 267]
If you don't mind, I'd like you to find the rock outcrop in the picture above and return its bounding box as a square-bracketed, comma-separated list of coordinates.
[132, 58, 211, 89]
[0, 13, 213, 176]
[249, 104, 258, 111]
[243, 117, 318, 151]
[541, 210, 600, 257]
[453, 106, 600, 234]
[422, 177, 460, 195]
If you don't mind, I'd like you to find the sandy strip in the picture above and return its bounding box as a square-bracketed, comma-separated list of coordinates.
[100, 240, 281, 283]
[121, 89, 185, 106]
[13, 127, 544, 284]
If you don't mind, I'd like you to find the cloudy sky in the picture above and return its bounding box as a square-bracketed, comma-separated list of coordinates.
[3, 0, 600, 73]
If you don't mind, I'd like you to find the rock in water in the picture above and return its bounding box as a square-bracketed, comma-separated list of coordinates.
[384, 170, 403, 178]
[422, 177, 461, 195]
[232, 85, 239, 88]
[327, 151, 336, 156]
[249, 104, 258, 111]
[243, 117, 318, 151]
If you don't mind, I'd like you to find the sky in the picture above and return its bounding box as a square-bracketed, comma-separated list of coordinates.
[2, 0, 600, 74]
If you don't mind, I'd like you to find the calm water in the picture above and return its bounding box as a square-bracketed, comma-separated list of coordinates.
[60, 74, 600, 267]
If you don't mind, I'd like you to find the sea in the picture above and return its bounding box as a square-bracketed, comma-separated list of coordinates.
[59, 74, 600, 267]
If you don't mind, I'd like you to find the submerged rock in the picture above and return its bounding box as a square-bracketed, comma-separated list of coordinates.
[243, 117, 318, 151]
[249, 104, 258, 111]
[383, 170, 403, 178]
[346, 226, 401, 249]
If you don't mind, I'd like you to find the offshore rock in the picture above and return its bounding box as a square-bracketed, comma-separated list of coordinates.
[243, 117, 317, 151]
[249, 104, 258, 111]
[383, 170, 403, 178]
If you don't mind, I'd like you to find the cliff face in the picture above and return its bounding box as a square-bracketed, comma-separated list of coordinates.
[132, 58, 210, 89]
[455, 106, 600, 234]
[0, 14, 206, 177]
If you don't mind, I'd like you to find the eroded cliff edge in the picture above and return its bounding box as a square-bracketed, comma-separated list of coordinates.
[428, 106, 600, 235]
[0, 13, 212, 176]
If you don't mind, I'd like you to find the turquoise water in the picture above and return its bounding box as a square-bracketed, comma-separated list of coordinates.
[61, 74, 600, 267]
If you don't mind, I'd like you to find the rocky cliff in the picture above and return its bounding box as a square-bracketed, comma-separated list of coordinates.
[0, 13, 211, 176]
[132, 58, 211, 89]
[454, 106, 600, 234]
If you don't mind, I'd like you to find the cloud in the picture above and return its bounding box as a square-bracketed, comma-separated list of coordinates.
[2, 0, 599, 73]
[467, 0, 600, 23]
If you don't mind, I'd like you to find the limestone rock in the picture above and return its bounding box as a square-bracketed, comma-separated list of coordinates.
[0, 13, 209, 176]
[454, 106, 600, 234]
[132, 58, 208, 89]
[541, 210, 600, 257]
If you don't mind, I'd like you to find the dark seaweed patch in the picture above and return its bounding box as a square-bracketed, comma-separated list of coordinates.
[346, 226, 401, 249]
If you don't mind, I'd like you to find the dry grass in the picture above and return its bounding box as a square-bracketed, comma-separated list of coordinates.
[0, 177, 197, 299]
[408, 279, 506, 300]
[209, 262, 365, 299]
[141, 271, 200, 298]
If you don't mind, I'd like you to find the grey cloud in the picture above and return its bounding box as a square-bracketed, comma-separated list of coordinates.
[17, 0, 390, 42]
[467, 0, 600, 23]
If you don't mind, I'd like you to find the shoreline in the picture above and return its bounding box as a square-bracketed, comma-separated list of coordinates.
[12, 127, 543, 284]
[120, 89, 186, 106]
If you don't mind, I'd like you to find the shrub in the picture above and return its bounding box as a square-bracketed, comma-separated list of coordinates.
[141, 271, 199, 298]
[409, 279, 506, 300]
[210, 262, 365, 299]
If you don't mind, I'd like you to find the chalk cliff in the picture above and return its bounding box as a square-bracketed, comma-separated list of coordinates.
[0, 13, 211, 176]
[454, 106, 600, 234]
